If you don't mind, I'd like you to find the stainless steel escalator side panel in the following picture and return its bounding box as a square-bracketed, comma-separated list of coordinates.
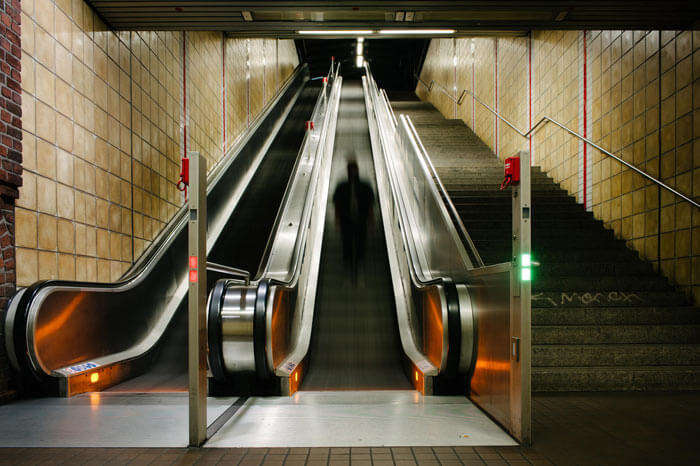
[273, 76, 342, 382]
[361, 76, 439, 378]
[9, 65, 310, 386]
[363, 68, 476, 379]
[456, 284, 475, 374]
[4, 288, 26, 371]
[220, 286, 257, 374]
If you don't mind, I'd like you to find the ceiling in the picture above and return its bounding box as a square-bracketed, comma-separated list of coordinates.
[87, 1, 698, 34]
[298, 38, 429, 90]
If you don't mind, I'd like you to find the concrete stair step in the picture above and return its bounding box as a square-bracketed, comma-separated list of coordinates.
[533, 324, 700, 344]
[459, 209, 594, 220]
[532, 290, 688, 307]
[532, 365, 700, 391]
[462, 218, 604, 230]
[538, 261, 655, 277]
[533, 276, 671, 292]
[533, 306, 700, 325]
[477, 248, 637, 263]
[533, 344, 700, 367]
[474, 239, 628, 253]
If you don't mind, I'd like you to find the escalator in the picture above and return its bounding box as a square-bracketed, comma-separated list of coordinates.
[207, 66, 476, 397]
[107, 82, 321, 394]
[4, 66, 322, 396]
[302, 81, 410, 390]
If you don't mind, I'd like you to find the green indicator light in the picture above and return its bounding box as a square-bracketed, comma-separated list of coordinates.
[521, 267, 531, 281]
[521, 253, 531, 267]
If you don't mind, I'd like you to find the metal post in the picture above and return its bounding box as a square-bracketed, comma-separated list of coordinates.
[188, 151, 207, 447]
[511, 150, 532, 445]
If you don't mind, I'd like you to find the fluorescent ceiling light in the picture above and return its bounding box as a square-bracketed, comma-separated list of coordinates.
[356, 55, 364, 68]
[298, 30, 373, 35]
[378, 29, 455, 35]
[356, 42, 363, 55]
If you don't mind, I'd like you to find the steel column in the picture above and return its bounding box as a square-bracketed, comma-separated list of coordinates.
[511, 150, 532, 445]
[188, 152, 207, 447]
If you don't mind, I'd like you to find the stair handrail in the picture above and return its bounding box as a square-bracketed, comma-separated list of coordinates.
[415, 73, 700, 209]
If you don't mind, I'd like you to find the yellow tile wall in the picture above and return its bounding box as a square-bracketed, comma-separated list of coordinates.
[186, 31, 223, 171]
[473, 38, 497, 152]
[225, 38, 249, 152]
[416, 31, 699, 301]
[16, 0, 300, 287]
[416, 38, 455, 119]
[532, 31, 581, 198]
[498, 36, 529, 160]
[454, 39, 474, 131]
[130, 31, 182, 265]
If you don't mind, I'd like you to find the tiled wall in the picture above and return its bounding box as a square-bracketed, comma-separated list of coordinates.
[15, 0, 299, 287]
[417, 31, 699, 301]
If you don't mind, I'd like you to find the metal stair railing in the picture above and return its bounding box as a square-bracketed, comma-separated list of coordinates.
[415, 74, 699, 209]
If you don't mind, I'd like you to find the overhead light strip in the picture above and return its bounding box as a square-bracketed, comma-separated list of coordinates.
[298, 30, 374, 35]
[379, 29, 455, 35]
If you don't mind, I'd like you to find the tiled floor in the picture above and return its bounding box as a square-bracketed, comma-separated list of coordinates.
[1, 392, 699, 465]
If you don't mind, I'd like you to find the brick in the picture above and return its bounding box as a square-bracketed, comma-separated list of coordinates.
[0, 0, 20, 401]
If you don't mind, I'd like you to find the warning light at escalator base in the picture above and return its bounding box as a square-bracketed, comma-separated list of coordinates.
[294, 372, 298, 382]
[520, 253, 533, 281]
[414, 371, 418, 381]
[90, 373, 99, 383]
[189, 269, 198, 283]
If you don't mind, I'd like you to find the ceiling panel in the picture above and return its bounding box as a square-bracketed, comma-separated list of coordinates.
[87, 1, 698, 33]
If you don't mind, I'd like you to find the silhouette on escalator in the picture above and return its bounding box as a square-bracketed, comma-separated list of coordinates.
[333, 159, 375, 285]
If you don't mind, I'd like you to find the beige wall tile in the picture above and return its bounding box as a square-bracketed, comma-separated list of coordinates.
[18, 1, 299, 285]
[417, 29, 699, 301]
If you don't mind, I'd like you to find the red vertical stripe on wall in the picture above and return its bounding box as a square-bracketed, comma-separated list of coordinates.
[182, 32, 187, 156]
[222, 35, 226, 153]
[529, 32, 533, 163]
[583, 31, 588, 210]
[472, 41, 475, 128]
[494, 39, 498, 157]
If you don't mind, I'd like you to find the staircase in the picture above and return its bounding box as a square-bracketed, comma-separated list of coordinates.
[392, 98, 700, 391]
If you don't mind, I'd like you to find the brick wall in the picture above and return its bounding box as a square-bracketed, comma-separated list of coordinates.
[0, 0, 22, 402]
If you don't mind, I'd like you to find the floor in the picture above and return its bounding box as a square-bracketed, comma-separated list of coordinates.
[0, 391, 513, 448]
[206, 392, 514, 447]
[1, 392, 699, 464]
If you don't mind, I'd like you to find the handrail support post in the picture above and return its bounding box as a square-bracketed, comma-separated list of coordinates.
[187, 151, 207, 447]
[510, 150, 532, 445]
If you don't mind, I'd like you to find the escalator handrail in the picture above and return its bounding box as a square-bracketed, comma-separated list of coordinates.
[123, 64, 310, 284]
[366, 66, 471, 288]
[254, 63, 342, 288]
[365, 67, 467, 376]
